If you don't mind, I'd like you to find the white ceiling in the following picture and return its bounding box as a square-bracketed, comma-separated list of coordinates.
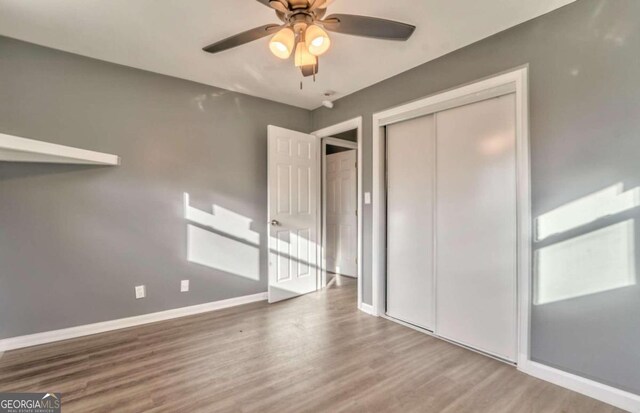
[0, 0, 574, 109]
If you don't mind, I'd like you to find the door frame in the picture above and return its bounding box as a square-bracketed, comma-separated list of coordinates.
[371, 67, 531, 367]
[312, 117, 364, 310]
[322, 137, 358, 285]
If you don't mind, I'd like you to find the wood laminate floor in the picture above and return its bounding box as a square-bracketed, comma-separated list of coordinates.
[0, 277, 626, 412]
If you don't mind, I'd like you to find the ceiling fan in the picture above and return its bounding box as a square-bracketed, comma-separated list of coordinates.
[202, 0, 416, 78]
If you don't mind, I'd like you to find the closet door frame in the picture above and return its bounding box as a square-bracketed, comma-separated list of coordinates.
[371, 67, 531, 367]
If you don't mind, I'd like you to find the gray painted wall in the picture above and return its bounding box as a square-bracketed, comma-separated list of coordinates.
[311, 0, 640, 395]
[0, 36, 311, 339]
[1, 0, 639, 397]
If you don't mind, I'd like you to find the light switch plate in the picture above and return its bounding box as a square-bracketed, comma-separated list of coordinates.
[135, 285, 146, 299]
[364, 192, 371, 204]
[180, 279, 190, 292]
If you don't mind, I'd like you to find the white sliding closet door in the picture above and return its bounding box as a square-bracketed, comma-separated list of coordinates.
[435, 94, 517, 361]
[386, 115, 435, 330]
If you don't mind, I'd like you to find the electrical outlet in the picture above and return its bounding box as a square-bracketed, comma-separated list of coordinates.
[135, 285, 146, 299]
[180, 280, 190, 292]
[364, 192, 372, 205]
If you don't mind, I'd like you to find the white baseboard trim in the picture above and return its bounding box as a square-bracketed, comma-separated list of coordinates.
[0, 292, 268, 352]
[519, 360, 640, 413]
[358, 302, 376, 316]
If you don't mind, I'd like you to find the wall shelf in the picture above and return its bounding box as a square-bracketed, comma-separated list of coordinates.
[0, 133, 120, 165]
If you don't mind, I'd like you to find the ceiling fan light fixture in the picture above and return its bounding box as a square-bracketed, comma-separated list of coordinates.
[204, 1, 416, 81]
[269, 27, 295, 59]
[305, 24, 331, 56]
[294, 40, 317, 67]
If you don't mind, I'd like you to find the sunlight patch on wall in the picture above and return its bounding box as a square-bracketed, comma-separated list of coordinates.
[536, 184, 640, 241]
[184, 193, 259, 245]
[534, 220, 636, 305]
[187, 225, 259, 280]
[184, 193, 260, 280]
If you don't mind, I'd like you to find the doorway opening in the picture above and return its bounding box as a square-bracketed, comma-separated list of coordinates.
[312, 118, 364, 310]
[323, 135, 357, 291]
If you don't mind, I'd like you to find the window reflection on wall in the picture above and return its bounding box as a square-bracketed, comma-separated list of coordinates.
[534, 183, 639, 305]
[535, 220, 636, 305]
[184, 193, 260, 281]
[536, 183, 640, 241]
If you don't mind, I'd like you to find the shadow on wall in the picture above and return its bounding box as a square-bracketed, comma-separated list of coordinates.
[0, 162, 113, 180]
[184, 193, 260, 281]
[534, 183, 639, 305]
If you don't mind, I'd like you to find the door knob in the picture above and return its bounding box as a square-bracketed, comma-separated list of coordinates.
[270, 219, 280, 226]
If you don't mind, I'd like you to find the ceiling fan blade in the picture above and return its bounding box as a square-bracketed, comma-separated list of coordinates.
[322, 14, 415, 41]
[203, 24, 281, 54]
[308, 0, 326, 10]
[275, 10, 287, 22]
[309, 0, 334, 10]
[255, 0, 287, 9]
[268, 0, 289, 13]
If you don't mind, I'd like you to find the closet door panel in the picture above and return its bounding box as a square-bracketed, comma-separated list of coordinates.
[386, 115, 435, 330]
[435, 94, 517, 361]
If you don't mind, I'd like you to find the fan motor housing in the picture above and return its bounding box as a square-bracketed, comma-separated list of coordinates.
[289, 12, 314, 33]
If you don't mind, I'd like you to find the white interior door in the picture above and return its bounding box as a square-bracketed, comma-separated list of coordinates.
[268, 125, 319, 303]
[435, 94, 517, 361]
[326, 150, 357, 277]
[385, 114, 436, 331]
